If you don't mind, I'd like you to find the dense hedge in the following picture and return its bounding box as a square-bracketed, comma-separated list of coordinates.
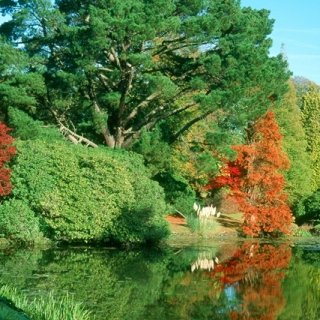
[1, 139, 170, 244]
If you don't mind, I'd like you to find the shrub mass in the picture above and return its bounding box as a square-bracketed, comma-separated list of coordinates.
[2, 136, 169, 244]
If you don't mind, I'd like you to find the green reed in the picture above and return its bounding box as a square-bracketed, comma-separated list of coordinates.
[0, 285, 93, 320]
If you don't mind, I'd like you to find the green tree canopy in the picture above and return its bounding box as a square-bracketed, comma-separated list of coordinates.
[0, 0, 290, 148]
[274, 80, 313, 207]
[300, 85, 320, 191]
[0, 36, 45, 112]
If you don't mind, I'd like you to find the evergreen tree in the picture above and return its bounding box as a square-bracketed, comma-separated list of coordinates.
[0, 37, 45, 114]
[293, 76, 317, 109]
[300, 86, 320, 190]
[274, 80, 313, 206]
[0, 0, 290, 148]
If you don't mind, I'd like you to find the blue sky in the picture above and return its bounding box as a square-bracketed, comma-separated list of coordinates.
[1, 1, 319, 84]
[241, 0, 320, 84]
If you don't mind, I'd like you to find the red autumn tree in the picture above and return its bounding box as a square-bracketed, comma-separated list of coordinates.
[206, 111, 292, 236]
[0, 123, 16, 196]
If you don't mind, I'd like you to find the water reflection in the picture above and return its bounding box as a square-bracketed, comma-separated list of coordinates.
[1, 241, 320, 319]
[204, 242, 291, 319]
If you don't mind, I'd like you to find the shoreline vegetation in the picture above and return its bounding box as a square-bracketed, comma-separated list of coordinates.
[0, 211, 314, 250]
[0, 0, 320, 248]
[1, 1, 320, 318]
[0, 285, 92, 320]
[166, 212, 315, 241]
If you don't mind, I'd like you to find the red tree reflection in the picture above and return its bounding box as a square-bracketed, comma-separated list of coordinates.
[206, 242, 292, 320]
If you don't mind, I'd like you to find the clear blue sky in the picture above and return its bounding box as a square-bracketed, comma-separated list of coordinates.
[241, 0, 320, 85]
[1, 1, 319, 84]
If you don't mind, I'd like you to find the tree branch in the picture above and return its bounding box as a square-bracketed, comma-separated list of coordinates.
[59, 124, 99, 148]
[118, 63, 134, 121]
[110, 47, 122, 70]
[170, 110, 213, 144]
[49, 107, 99, 148]
[122, 91, 161, 127]
[86, 74, 115, 147]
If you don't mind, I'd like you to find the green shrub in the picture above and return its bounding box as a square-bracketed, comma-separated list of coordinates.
[291, 226, 312, 237]
[0, 199, 43, 244]
[312, 224, 320, 236]
[110, 153, 170, 243]
[8, 107, 62, 142]
[9, 139, 169, 244]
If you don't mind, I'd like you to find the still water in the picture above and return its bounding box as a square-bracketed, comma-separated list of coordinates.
[1, 238, 320, 319]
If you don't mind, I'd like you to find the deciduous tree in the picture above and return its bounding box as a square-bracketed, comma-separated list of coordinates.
[206, 111, 292, 236]
[0, 122, 16, 196]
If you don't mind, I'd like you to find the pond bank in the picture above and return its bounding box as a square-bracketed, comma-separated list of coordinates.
[165, 213, 243, 239]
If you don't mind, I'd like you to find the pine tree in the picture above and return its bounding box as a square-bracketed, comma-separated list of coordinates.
[0, 0, 290, 148]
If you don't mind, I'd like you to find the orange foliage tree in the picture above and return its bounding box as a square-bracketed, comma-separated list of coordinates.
[0, 123, 16, 196]
[206, 111, 292, 236]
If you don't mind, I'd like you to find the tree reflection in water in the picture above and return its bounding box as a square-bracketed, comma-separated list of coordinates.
[0, 242, 294, 320]
[145, 242, 292, 320]
[203, 242, 291, 319]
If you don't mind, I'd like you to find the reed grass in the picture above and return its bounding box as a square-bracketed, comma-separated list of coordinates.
[185, 213, 201, 232]
[0, 285, 93, 320]
[185, 213, 219, 236]
[199, 218, 219, 237]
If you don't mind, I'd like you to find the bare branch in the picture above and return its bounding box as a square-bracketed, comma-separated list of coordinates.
[86, 75, 115, 147]
[145, 95, 197, 119]
[121, 102, 200, 148]
[97, 67, 114, 72]
[49, 108, 99, 148]
[59, 124, 99, 148]
[96, 72, 114, 92]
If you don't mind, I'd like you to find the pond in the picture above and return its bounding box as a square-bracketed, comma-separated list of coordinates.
[1, 238, 320, 319]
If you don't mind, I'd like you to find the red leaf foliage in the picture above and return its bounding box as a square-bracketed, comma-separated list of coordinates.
[0, 123, 16, 196]
[206, 111, 292, 236]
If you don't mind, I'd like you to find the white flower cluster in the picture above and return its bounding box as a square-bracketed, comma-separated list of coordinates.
[193, 203, 221, 218]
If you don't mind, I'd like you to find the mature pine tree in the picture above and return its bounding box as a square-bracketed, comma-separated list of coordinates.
[0, 0, 290, 148]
